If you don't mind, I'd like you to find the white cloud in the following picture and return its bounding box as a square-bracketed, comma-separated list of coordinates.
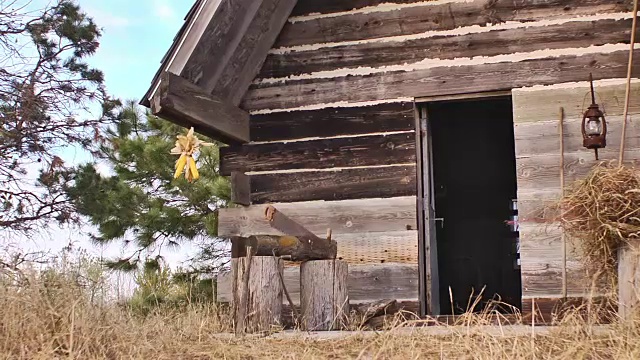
[154, 0, 175, 20]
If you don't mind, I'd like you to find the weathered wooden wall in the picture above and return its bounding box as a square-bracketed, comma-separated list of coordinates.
[217, 0, 640, 310]
[513, 80, 640, 310]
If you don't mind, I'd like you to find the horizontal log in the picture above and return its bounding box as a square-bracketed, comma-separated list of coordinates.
[151, 72, 249, 144]
[219, 132, 416, 175]
[289, 0, 423, 17]
[514, 116, 640, 157]
[231, 172, 251, 206]
[218, 196, 417, 237]
[244, 50, 640, 111]
[232, 235, 337, 261]
[278, 0, 632, 48]
[513, 79, 640, 123]
[251, 165, 416, 203]
[234, 231, 419, 265]
[250, 102, 414, 142]
[262, 17, 636, 79]
[515, 148, 640, 191]
[217, 263, 419, 305]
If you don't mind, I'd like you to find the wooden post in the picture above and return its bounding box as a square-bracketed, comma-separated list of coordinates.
[300, 260, 349, 331]
[232, 256, 284, 333]
[618, 241, 640, 320]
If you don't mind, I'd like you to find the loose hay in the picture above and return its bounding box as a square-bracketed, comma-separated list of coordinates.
[557, 161, 640, 283]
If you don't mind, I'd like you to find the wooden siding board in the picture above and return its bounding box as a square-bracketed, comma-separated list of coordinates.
[218, 196, 417, 237]
[250, 102, 414, 142]
[518, 222, 598, 297]
[279, 0, 633, 47]
[217, 263, 419, 304]
[251, 165, 416, 203]
[219, 132, 416, 175]
[262, 17, 636, 79]
[289, 0, 423, 17]
[244, 50, 640, 111]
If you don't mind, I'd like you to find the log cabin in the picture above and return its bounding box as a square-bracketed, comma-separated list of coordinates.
[141, 0, 640, 320]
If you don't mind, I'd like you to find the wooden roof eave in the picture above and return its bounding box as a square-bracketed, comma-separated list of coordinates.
[139, 0, 299, 144]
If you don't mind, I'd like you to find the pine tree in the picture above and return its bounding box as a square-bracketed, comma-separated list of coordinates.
[66, 100, 231, 275]
[0, 0, 119, 234]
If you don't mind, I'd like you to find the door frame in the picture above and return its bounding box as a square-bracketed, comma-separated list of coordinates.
[414, 90, 513, 317]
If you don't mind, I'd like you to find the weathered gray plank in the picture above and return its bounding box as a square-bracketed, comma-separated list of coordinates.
[515, 148, 640, 191]
[277, 0, 632, 47]
[243, 50, 640, 111]
[289, 0, 422, 17]
[514, 116, 640, 157]
[218, 196, 417, 237]
[217, 263, 419, 304]
[518, 222, 602, 297]
[250, 165, 416, 203]
[618, 241, 640, 319]
[262, 17, 636, 79]
[513, 80, 640, 123]
[151, 72, 249, 144]
[219, 133, 416, 175]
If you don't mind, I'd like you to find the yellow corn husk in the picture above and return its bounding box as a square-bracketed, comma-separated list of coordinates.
[174, 154, 187, 179]
[188, 156, 199, 181]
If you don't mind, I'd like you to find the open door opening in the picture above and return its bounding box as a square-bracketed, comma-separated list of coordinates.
[419, 95, 522, 315]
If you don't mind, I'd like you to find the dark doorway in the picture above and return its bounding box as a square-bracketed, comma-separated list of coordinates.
[424, 95, 521, 315]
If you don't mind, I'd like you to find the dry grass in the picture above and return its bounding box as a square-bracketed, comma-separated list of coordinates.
[557, 162, 640, 283]
[2, 271, 640, 359]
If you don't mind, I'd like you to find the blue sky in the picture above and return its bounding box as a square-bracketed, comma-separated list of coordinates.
[20, 0, 198, 268]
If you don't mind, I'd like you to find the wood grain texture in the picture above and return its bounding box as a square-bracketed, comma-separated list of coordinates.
[289, 0, 422, 17]
[218, 196, 417, 237]
[521, 296, 615, 324]
[250, 165, 416, 203]
[278, 0, 632, 47]
[219, 132, 416, 175]
[618, 241, 640, 319]
[179, 0, 296, 106]
[232, 256, 284, 332]
[250, 102, 414, 142]
[513, 80, 640, 124]
[151, 72, 250, 143]
[231, 172, 251, 206]
[514, 116, 640, 157]
[214, 0, 298, 105]
[244, 50, 640, 111]
[262, 17, 636, 79]
[300, 260, 349, 330]
[516, 149, 640, 191]
[218, 263, 419, 305]
[518, 222, 606, 297]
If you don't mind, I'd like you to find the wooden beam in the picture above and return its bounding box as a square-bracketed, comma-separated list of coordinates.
[265, 205, 338, 259]
[151, 72, 250, 144]
[232, 235, 337, 261]
[278, 0, 632, 48]
[219, 132, 416, 175]
[181, 0, 298, 106]
[231, 172, 251, 206]
[218, 196, 417, 237]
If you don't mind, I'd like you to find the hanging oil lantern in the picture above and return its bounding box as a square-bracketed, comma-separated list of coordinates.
[581, 73, 607, 160]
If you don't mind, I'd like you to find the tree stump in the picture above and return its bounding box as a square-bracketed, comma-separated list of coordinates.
[300, 260, 349, 331]
[232, 256, 284, 333]
[619, 241, 640, 320]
